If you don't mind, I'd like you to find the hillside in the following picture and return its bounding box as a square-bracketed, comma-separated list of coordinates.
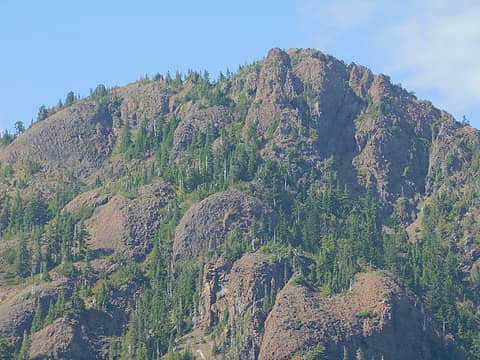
[0, 48, 479, 360]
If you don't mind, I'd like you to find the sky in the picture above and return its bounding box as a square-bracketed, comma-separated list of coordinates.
[0, 0, 479, 130]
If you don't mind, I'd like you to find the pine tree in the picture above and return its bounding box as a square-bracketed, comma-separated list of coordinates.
[70, 287, 85, 314]
[356, 347, 364, 360]
[41, 261, 51, 282]
[56, 291, 65, 315]
[65, 91, 75, 106]
[17, 331, 30, 360]
[0, 336, 8, 360]
[37, 105, 49, 121]
[31, 300, 43, 333]
[14, 237, 31, 278]
[119, 118, 133, 154]
[134, 120, 148, 157]
[44, 301, 55, 326]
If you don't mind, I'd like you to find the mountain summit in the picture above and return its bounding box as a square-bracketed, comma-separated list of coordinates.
[0, 48, 479, 359]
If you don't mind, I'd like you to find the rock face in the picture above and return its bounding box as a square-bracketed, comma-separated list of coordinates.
[171, 103, 233, 159]
[0, 278, 68, 344]
[29, 316, 95, 360]
[259, 272, 429, 360]
[67, 181, 174, 260]
[173, 189, 273, 262]
[113, 81, 171, 126]
[242, 48, 480, 208]
[245, 48, 300, 136]
[200, 252, 290, 359]
[196, 256, 433, 360]
[0, 103, 114, 174]
[427, 120, 480, 193]
[29, 309, 124, 360]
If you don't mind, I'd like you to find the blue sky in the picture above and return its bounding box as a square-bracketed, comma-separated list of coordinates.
[1, 0, 479, 130]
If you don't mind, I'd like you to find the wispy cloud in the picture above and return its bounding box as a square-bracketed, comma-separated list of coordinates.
[383, 3, 480, 117]
[304, 0, 480, 122]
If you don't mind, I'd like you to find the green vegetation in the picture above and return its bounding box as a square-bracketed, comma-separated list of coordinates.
[304, 345, 326, 360]
[355, 310, 377, 319]
[16, 331, 30, 360]
[0, 63, 479, 360]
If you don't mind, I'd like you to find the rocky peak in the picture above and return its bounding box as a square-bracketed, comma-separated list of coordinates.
[348, 64, 374, 99]
[256, 48, 297, 102]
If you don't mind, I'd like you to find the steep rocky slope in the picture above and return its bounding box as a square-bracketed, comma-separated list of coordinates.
[0, 103, 114, 174]
[0, 277, 69, 343]
[0, 47, 478, 360]
[198, 252, 291, 359]
[259, 272, 429, 360]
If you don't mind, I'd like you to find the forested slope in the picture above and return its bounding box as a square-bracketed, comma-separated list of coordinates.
[0, 48, 479, 360]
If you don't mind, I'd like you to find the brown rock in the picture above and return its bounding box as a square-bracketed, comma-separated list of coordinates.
[0, 277, 68, 344]
[172, 103, 233, 160]
[172, 189, 272, 262]
[199, 252, 290, 359]
[76, 180, 174, 260]
[259, 272, 430, 360]
[0, 103, 114, 175]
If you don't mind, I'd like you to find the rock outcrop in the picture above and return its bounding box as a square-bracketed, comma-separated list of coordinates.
[0, 277, 69, 345]
[0, 103, 114, 174]
[68, 181, 174, 260]
[172, 103, 233, 159]
[173, 189, 273, 262]
[259, 272, 430, 360]
[29, 316, 96, 360]
[200, 252, 290, 359]
[29, 309, 125, 360]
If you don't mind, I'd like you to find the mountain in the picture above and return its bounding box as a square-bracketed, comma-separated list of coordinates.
[0, 48, 479, 360]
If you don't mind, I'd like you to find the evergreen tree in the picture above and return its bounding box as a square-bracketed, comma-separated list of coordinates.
[37, 105, 49, 121]
[31, 300, 43, 333]
[133, 120, 148, 157]
[0, 336, 8, 360]
[65, 91, 75, 106]
[119, 118, 133, 154]
[91, 84, 108, 102]
[14, 121, 25, 136]
[17, 331, 30, 360]
[70, 287, 85, 314]
[14, 237, 31, 278]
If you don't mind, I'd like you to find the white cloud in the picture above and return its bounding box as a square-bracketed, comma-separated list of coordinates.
[382, 2, 480, 115]
[305, 0, 480, 122]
